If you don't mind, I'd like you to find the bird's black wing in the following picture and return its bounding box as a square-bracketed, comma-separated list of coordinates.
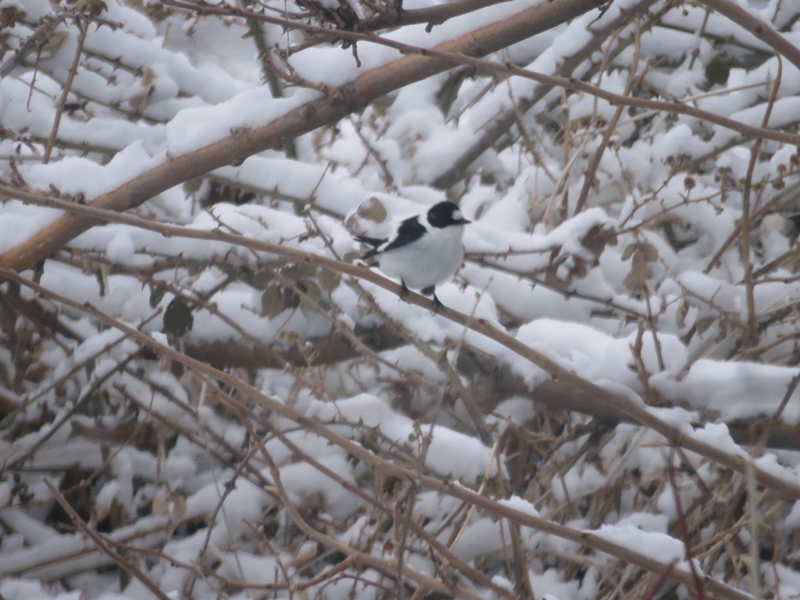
[355, 217, 426, 259]
[379, 216, 426, 253]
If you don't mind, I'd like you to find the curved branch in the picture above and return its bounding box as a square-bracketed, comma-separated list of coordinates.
[698, 0, 800, 72]
[185, 325, 406, 368]
[347, 0, 514, 32]
[2, 192, 800, 500]
[184, 333, 800, 451]
[6, 0, 799, 271]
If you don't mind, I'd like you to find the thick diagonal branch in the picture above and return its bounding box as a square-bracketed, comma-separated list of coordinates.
[0, 0, 603, 272]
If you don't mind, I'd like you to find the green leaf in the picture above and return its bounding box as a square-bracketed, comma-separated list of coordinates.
[163, 299, 193, 336]
[261, 286, 285, 318]
[343, 250, 361, 264]
[318, 269, 341, 292]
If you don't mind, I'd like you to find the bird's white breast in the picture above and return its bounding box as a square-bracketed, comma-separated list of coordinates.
[377, 225, 465, 289]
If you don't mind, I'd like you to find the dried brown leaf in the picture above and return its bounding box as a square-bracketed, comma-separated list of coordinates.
[623, 250, 648, 295]
[581, 223, 617, 259]
[357, 197, 388, 224]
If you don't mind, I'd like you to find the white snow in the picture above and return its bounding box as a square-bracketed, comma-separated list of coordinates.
[1, 0, 799, 597]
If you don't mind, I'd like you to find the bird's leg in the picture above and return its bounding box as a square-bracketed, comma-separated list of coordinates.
[420, 286, 442, 313]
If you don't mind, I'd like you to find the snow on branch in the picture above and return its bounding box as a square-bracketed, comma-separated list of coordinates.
[2, 0, 800, 597]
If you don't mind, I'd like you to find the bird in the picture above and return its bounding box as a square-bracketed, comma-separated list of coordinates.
[354, 201, 471, 310]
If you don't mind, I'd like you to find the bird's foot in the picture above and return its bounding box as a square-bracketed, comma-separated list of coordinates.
[420, 286, 442, 313]
[399, 280, 410, 301]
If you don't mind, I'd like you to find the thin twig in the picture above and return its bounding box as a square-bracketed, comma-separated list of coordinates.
[739, 56, 781, 348]
[667, 448, 707, 600]
[0, 14, 70, 79]
[43, 21, 86, 164]
[42, 477, 172, 600]
[573, 17, 641, 215]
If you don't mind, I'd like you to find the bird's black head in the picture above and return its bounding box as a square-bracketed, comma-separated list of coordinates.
[426, 201, 471, 229]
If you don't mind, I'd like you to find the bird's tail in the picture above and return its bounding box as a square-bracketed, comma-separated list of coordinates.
[353, 235, 382, 247]
[353, 235, 383, 259]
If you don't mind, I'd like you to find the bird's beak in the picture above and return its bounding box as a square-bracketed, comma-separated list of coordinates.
[455, 218, 471, 225]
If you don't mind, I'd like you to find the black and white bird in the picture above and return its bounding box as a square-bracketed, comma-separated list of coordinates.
[354, 201, 471, 309]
